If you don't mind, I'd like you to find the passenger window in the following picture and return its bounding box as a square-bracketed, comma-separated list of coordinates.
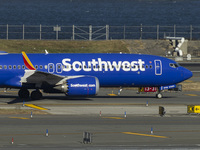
[149, 65, 152, 69]
[132, 65, 136, 68]
[22, 65, 25, 69]
[9, 65, 12, 69]
[13, 65, 16, 69]
[0, 65, 2, 69]
[40, 65, 43, 69]
[35, 65, 38, 69]
[146, 65, 148, 69]
[18, 65, 21, 69]
[4, 65, 7, 69]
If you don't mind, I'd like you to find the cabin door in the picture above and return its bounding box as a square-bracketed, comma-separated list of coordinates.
[154, 60, 162, 75]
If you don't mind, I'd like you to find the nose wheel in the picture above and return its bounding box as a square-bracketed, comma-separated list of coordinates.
[156, 93, 163, 99]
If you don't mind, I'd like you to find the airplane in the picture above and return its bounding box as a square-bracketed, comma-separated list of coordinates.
[0, 51, 192, 99]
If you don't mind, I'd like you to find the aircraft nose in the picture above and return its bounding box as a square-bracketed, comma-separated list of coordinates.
[183, 68, 193, 80]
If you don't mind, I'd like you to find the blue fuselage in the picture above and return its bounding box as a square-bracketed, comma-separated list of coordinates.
[0, 53, 192, 88]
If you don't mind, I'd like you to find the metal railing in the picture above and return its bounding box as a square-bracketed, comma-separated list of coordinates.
[0, 24, 199, 40]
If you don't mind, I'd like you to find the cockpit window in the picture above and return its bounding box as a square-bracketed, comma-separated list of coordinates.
[169, 63, 179, 68]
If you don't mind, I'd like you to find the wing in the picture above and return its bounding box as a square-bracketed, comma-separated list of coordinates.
[20, 70, 64, 85]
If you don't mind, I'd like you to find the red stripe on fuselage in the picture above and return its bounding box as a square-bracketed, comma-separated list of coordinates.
[22, 56, 36, 70]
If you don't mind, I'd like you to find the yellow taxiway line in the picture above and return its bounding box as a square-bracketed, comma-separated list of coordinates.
[107, 94, 117, 96]
[122, 132, 168, 139]
[185, 94, 198, 97]
[184, 80, 193, 83]
[107, 91, 117, 96]
[24, 104, 48, 110]
[102, 117, 125, 120]
[9, 117, 30, 120]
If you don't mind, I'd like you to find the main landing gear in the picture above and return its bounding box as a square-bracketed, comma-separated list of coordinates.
[18, 89, 30, 99]
[18, 89, 43, 100]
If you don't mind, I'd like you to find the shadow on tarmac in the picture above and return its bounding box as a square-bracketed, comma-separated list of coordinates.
[3, 94, 177, 104]
[5, 96, 92, 104]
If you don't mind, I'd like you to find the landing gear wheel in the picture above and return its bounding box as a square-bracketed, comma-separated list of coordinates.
[18, 89, 30, 99]
[31, 90, 42, 100]
[156, 93, 163, 99]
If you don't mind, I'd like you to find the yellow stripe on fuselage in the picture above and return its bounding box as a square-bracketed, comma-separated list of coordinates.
[22, 51, 36, 70]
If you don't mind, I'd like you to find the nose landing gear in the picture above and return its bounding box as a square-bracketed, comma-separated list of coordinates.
[156, 88, 163, 99]
[156, 93, 163, 99]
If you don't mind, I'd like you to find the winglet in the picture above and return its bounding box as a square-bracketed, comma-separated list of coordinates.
[22, 51, 36, 70]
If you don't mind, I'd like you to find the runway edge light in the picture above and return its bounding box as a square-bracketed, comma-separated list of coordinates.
[46, 129, 49, 137]
[151, 127, 153, 134]
[124, 111, 127, 118]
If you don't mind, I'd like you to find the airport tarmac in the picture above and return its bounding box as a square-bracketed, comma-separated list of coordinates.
[0, 86, 200, 149]
[1, 115, 200, 149]
[0, 88, 200, 115]
[0, 86, 200, 115]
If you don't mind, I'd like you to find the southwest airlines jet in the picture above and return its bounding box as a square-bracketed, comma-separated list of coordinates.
[0, 51, 192, 99]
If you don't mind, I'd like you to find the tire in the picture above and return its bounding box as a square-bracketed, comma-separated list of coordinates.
[18, 89, 30, 99]
[156, 93, 163, 99]
[31, 90, 42, 100]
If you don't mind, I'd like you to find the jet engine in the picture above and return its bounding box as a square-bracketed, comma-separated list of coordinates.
[54, 76, 99, 96]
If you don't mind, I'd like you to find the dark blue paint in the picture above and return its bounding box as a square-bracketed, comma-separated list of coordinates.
[0, 53, 192, 89]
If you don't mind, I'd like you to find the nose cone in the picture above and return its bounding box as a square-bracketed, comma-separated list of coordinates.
[183, 68, 193, 80]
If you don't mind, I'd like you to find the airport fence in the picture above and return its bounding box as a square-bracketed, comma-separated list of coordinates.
[0, 24, 199, 40]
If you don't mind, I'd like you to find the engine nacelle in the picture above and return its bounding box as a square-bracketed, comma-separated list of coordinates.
[54, 76, 99, 96]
